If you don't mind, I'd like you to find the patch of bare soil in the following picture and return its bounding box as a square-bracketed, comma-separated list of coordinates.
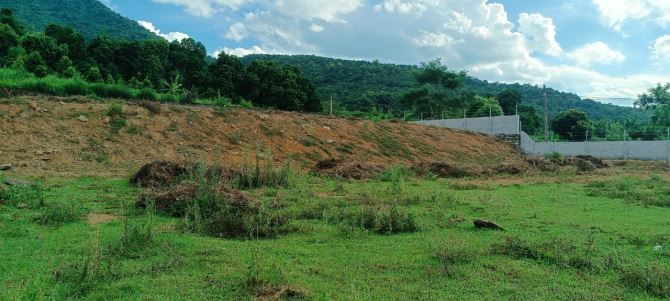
[255, 286, 307, 301]
[87, 213, 118, 225]
[0, 96, 524, 177]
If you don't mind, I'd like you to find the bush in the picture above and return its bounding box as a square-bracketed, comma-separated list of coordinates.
[620, 265, 670, 298]
[106, 103, 124, 117]
[90, 83, 135, 99]
[327, 204, 418, 234]
[136, 88, 157, 100]
[63, 80, 90, 95]
[33, 202, 83, 226]
[0, 182, 45, 209]
[234, 153, 292, 190]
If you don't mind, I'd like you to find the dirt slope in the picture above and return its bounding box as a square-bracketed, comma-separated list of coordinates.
[0, 96, 524, 177]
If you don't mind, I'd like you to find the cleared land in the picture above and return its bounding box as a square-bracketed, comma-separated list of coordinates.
[1, 97, 670, 301]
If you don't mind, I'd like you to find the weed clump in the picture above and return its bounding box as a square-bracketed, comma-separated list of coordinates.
[0, 181, 45, 209]
[492, 236, 596, 271]
[327, 204, 418, 234]
[620, 265, 670, 298]
[313, 159, 385, 180]
[587, 175, 670, 207]
[234, 152, 292, 190]
[34, 202, 84, 226]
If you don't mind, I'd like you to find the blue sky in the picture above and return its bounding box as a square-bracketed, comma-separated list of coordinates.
[101, 0, 670, 105]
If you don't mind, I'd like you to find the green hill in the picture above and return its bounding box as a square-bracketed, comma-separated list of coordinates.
[241, 54, 650, 121]
[0, 0, 156, 41]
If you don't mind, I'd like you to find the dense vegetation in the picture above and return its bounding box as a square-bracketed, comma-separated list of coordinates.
[0, 8, 321, 112]
[0, 0, 156, 41]
[241, 54, 651, 122]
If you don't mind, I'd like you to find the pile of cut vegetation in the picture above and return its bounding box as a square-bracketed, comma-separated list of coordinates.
[131, 160, 289, 238]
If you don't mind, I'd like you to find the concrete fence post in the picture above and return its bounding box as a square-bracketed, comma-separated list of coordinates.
[666, 128, 669, 166]
[624, 130, 629, 160]
[489, 107, 493, 135]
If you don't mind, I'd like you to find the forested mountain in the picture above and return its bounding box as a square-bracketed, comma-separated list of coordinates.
[0, 0, 156, 41]
[242, 54, 650, 121]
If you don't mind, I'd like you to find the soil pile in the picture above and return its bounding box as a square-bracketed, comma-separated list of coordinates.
[0, 96, 525, 177]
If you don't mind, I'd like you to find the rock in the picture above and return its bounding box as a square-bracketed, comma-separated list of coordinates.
[77, 115, 89, 122]
[0, 164, 11, 171]
[16, 203, 28, 209]
[103, 116, 111, 124]
[259, 114, 270, 120]
[29, 101, 38, 110]
[327, 140, 335, 144]
[323, 126, 332, 130]
[473, 219, 504, 231]
[3, 178, 34, 186]
[19, 112, 30, 118]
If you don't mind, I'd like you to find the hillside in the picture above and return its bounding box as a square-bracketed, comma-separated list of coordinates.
[0, 96, 522, 177]
[0, 0, 156, 41]
[241, 54, 650, 121]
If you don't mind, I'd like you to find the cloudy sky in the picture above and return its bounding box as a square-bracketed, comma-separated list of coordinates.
[102, 0, 670, 106]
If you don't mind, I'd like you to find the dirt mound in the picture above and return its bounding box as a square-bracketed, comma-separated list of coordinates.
[136, 180, 257, 216]
[575, 155, 608, 168]
[525, 157, 559, 172]
[411, 161, 477, 178]
[130, 160, 189, 188]
[313, 159, 385, 180]
[566, 157, 596, 172]
[130, 160, 242, 188]
[489, 163, 527, 175]
[0, 96, 525, 177]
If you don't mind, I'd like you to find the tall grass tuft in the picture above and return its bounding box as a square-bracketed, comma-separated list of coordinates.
[0, 182, 45, 209]
[234, 151, 292, 190]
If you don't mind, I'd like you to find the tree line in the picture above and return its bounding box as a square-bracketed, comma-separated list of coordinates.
[0, 8, 320, 112]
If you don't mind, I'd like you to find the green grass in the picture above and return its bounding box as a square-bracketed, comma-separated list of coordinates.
[0, 68, 165, 101]
[1, 170, 670, 300]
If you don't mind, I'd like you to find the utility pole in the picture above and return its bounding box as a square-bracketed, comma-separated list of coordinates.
[543, 85, 549, 142]
[329, 96, 334, 116]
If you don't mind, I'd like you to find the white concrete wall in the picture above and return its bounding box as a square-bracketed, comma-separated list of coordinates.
[415, 115, 520, 135]
[521, 132, 670, 161]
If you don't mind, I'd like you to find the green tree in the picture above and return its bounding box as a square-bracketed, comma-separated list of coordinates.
[637, 83, 670, 127]
[551, 109, 592, 141]
[20, 33, 67, 73]
[45, 24, 87, 69]
[415, 58, 465, 90]
[519, 105, 541, 135]
[496, 89, 522, 115]
[0, 8, 23, 36]
[209, 52, 245, 98]
[468, 95, 503, 117]
[243, 60, 321, 112]
[0, 23, 18, 56]
[86, 66, 103, 83]
[24, 52, 48, 77]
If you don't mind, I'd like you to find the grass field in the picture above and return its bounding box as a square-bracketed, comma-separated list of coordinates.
[1, 164, 669, 300]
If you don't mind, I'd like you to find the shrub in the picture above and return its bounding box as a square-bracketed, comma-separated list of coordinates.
[234, 153, 292, 190]
[63, 80, 90, 95]
[0, 182, 45, 209]
[620, 265, 670, 298]
[158, 93, 178, 103]
[327, 204, 418, 234]
[106, 103, 124, 117]
[110, 217, 154, 259]
[136, 88, 157, 100]
[33, 202, 83, 226]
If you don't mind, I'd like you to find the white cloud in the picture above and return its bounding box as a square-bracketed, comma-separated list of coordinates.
[225, 22, 247, 41]
[211, 45, 280, 57]
[152, 0, 362, 21]
[151, 0, 249, 17]
[153, 0, 668, 100]
[567, 42, 626, 67]
[373, 0, 428, 15]
[518, 13, 562, 56]
[309, 24, 325, 32]
[592, 0, 670, 30]
[650, 34, 670, 62]
[138, 21, 190, 42]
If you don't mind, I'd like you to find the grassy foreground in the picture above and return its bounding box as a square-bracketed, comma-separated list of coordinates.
[1, 166, 670, 300]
